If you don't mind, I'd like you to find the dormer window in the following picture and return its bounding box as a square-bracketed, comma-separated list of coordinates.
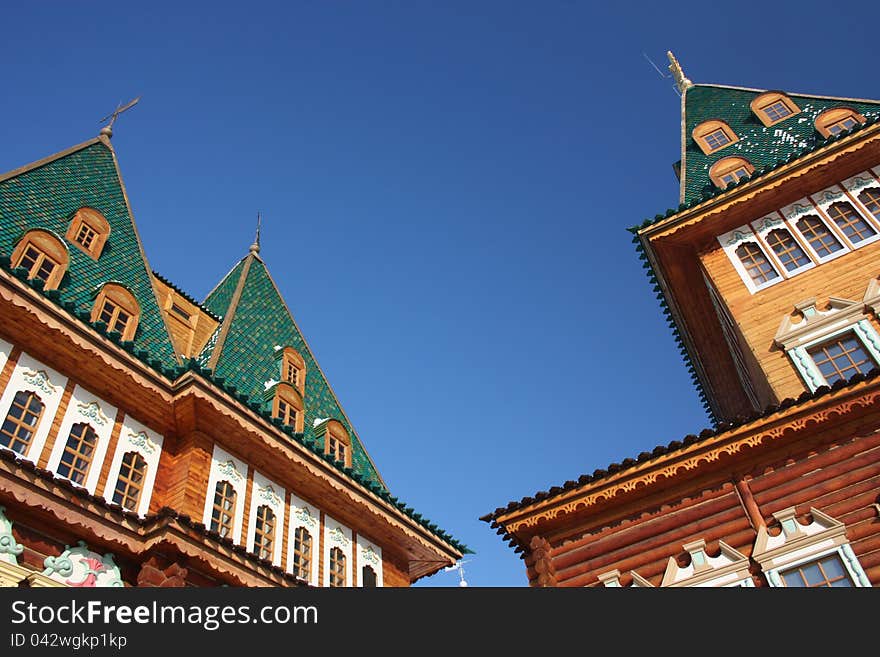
[751, 92, 800, 127]
[11, 230, 68, 290]
[693, 120, 738, 155]
[319, 419, 351, 467]
[709, 157, 754, 189]
[815, 107, 866, 138]
[65, 207, 110, 260]
[272, 383, 304, 432]
[90, 283, 140, 340]
[281, 347, 306, 394]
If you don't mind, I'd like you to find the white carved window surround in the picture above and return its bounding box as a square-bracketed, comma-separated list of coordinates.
[774, 296, 880, 392]
[101, 416, 163, 517]
[0, 351, 68, 464]
[812, 182, 880, 249]
[45, 385, 116, 494]
[718, 226, 782, 294]
[597, 569, 654, 587]
[660, 539, 754, 587]
[752, 507, 869, 587]
[356, 536, 384, 587]
[287, 494, 319, 585]
[246, 471, 285, 567]
[323, 516, 353, 588]
[202, 445, 248, 545]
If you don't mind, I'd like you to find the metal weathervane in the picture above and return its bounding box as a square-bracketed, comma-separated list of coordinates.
[99, 96, 141, 138]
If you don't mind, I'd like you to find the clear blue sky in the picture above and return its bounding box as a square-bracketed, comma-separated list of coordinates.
[2, 1, 878, 587]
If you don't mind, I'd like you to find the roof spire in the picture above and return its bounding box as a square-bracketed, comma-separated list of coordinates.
[249, 212, 262, 255]
[667, 52, 693, 93]
[99, 96, 141, 139]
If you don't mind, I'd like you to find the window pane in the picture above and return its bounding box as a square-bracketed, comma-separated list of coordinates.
[735, 242, 779, 285]
[826, 202, 876, 244]
[796, 216, 843, 257]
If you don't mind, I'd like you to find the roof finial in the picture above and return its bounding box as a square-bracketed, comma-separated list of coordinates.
[249, 212, 262, 254]
[99, 96, 141, 139]
[667, 52, 693, 93]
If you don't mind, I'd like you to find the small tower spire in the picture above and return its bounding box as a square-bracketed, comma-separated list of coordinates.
[99, 96, 141, 139]
[249, 212, 262, 255]
[667, 52, 693, 93]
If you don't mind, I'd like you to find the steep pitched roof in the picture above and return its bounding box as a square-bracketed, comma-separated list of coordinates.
[199, 252, 385, 488]
[680, 84, 880, 203]
[0, 138, 177, 366]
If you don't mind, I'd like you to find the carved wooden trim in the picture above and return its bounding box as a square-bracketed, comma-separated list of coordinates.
[529, 535, 557, 587]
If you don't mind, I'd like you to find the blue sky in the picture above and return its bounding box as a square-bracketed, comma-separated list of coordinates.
[2, 2, 878, 587]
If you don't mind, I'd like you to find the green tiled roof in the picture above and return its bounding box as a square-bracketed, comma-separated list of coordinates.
[0, 140, 177, 365]
[200, 254, 385, 489]
[682, 84, 880, 203]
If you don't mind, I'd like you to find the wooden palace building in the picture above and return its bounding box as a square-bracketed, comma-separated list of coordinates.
[0, 124, 464, 587]
[483, 54, 880, 588]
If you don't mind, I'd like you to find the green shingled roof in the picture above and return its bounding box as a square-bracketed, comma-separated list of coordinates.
[199, 253, 385, 489]
[0, 140, 177, 366]
[681, 84, 880, 204]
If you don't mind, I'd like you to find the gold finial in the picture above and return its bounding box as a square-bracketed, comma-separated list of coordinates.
[667, 52, 693, 93]
[99, 96, 141, 139]
[249, 212, 261, 254]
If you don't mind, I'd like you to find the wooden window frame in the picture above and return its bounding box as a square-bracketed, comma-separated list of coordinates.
[322, 419, 352, 468]
[90, 283, 140, 341]
[814, 107, 866, 138]
[692, 120, 738, 155]
[856, 187, 880, 222]
[10, 230, 69, 290]
[734, 241, 780, 288]
[253, 504, 276, 561]
[709, 157, 754, 189]
[329, 546, 346, 587]
[806, 331, 878, 385]
[779, 553, 853, 587]
[292, 526, 312, 581]
[281, 347, 306, 394]
[0, 390, 44, 456]
[272, 383, 304, 432]
[750, 92, 800, 127]
[792, 214, 848, 263]
[112, 451, 148, 512]
[65, 207, 110, 259]
[210, 480, 237, 539]
[824, 200, 879, 247]
[57, 422, 98, 486]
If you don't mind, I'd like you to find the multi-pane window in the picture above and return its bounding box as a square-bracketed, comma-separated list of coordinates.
[795, 215, 844, 258]
[735, 242, 779, 285]
[761, 100, 792, 122]
[720, 167, 749, 187]
[57, 423, 98, 486]
[764, 229, 811, 272]
[17, 244, 59, 284]
[328, 435, 348, 465]
[780, 554, 853, 587]
[329, 547, 346, 587]
[826, 116, 859, 136]
[0, 391, 44, 455]
[112, 451, 147, 511]
[292, 527, 312, 580]
[74, 223, 98, 250]
[96, 298, 132, 335]
[807, 333, 878, 385]
[253, 505, 276, 560]
[210, 480, 237, 538]
[283, 361, 300, 387]
[276, 398, 298, 428]
[825, 201, 876, 244]
[858, 188, 880, 220]
[704, 129, 731, 151]
[362, 565, 378, 587]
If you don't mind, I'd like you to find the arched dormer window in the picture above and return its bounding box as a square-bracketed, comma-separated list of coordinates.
[281, 347, 306, 394]
[751, 92, 800, 127]
[90, 283, 140, 340]
[693, 120, 738, 155]
[11, 230, 68, 290]
[65, 207, 110, 259]
[321, 419, 351, 468]
[272, 383, 304, 432]
[709, 157, 755, 189]
[815, 107, 866, 138]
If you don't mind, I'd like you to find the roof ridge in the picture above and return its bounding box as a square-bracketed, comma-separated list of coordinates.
[692, 82, 880, 106]
[152, 270, 222, 321]
[205, 254, 254, 370]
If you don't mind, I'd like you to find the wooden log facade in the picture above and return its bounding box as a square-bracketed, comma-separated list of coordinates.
[484, 60, 880, 588]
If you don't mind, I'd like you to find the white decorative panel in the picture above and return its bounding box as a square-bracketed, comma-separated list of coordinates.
[323, 515, 353, 587]
[0, 352, 68, 463]
[0, 339, 11, 374]
[286, 494, 319, 585]
[101, 415, 164, 517]
[46, 385, 116, 494]
[202, 445, 248, 544]
[245, 471, 285, 567]
[356, 535, 383, 587]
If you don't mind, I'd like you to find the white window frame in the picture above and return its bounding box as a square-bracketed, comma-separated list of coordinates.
[246, 471, 285, 567]
[749, 214, 815, 278]
[789, 320, 880, 391]
[101, 416, 163, 517]
[660, 539, 754, 587]
[781, 198, 850, 265]
[202, 445, 248, 545]
[810, 184, 880, 250]
[323, 515, 353, 588]
[286, 494, 319, 585]
[356, 536, 384, 587]
[842, 171, 880, 228]
[718, 226, 783, 294]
